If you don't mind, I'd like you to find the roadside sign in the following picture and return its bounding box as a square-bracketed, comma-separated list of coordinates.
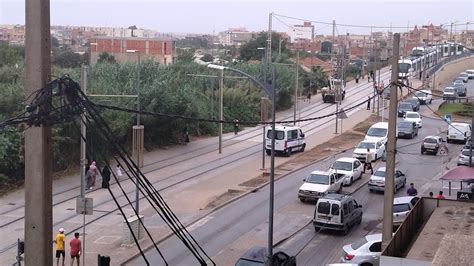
[337, 108, 348, 119]
[438, 145, 449, 156]
[76, 197, 93, 215]
[444, 113, 452, 124]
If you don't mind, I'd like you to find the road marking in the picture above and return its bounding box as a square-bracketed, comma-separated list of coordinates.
[187, 215, 214, 232]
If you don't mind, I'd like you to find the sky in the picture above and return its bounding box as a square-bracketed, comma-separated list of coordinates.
[1, 0, 473, 35]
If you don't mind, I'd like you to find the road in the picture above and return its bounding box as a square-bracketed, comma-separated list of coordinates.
[126, 76, 474, 265]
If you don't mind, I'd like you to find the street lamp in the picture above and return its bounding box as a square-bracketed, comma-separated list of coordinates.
[207, 63, 277, 262]
[126, 49, 142, 215]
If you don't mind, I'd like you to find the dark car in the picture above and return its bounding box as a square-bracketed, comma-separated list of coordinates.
[398, 102, 414, 117]
[397, 121, 418, 139]
[404, 98, 420, 111]
[235, 247, 296, 266]
[454, 83, 467, 97]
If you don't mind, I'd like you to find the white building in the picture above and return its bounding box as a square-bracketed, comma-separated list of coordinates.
[287, 21, 314, 43]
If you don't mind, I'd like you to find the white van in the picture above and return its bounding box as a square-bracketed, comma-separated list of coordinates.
[447, 122, 471, 144]
[265, 125, 305, 156]
[364, 122, 389, 144]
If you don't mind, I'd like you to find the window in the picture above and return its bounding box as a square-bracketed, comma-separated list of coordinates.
[267, 130, 285, 140]
[393, 203, 410, 213]
[353, 200, 359, 209]
[288, 130, 298, 140]
[351, 237, 368, 250]
[306, 174, 329, 185]
[369, 242, 382, 252]
[331, 204, 340, 216]
[343, 203, 349, 215]
[410, 197, 419, 206]
[317, 202, 330, 214]
[354, 161, 361, 168]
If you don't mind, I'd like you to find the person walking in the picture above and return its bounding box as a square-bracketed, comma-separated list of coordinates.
[183, 127, 190, 144]
[355, 73, 360, 83]
[89, 161, 97, 189]
[307, 91, 312, 103]
[54, 228, 66, 266]
[233, 119, 239, 135]
[101, 166, 111, 189]
[85, 168, 92, 190]
[116, 164, 123, 177]
[69, 232, 81, 266]
[436, 191, 445, 199]
[367, 96, 371, 110]
[363, 149, 373, 174]
[407, 183, 418, 196]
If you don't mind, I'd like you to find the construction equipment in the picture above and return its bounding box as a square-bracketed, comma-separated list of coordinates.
[321, 78, 346, 103]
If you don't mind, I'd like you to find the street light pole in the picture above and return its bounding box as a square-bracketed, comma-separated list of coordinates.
[207, 63, 276, 262]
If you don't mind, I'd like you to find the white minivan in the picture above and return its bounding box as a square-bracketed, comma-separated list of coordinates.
[364, 122, 389, 144]
[447, 122, 471, 144]
[265, 125, 305, 156]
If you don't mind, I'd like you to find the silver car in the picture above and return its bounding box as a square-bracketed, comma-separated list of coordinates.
[457, 149, 474, 166]
[341, 233, 382, 265]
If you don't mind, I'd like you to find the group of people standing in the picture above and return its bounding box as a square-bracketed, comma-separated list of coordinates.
[85, 160, 117, 190]
[54, 228, 81, 266]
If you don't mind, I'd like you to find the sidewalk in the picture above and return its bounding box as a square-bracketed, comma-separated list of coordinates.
[0, 66, 403, 265]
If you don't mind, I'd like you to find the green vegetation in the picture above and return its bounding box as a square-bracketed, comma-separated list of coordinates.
[239, 32, 291, 62]
[438, 102, 472, 116]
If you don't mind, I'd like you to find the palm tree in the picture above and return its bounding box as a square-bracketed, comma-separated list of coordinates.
[128, 25, 138, 37]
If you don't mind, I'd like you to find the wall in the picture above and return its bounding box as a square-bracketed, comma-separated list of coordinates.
[433, 55, 474, 90]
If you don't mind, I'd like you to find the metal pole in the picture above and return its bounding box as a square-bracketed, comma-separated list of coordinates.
[268, 68, 276, 263]
[376, 39, 380, 117]
[470, 105, 473, 167]
[79, 66, 88, 266]
[219, 60, 224, 154]
[135, 52, 141, 214]
[82, 210, 86, 266]
[261, 97, 267, 170]
[24, 0, 53, 264]
[382, 33, 400, 250]
[294, 51, 299, 125]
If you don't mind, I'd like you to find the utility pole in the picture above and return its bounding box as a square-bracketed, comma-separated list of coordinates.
[382, 33, 400, 250]
[470, 103, 474, 167]
[266, 12, 273, 66]
[219, 60, 224, 154]
[79, 66, 88, 266]
[450, 22, 454, 41]
[24, 0, 53, 265]
[294, 51, 299, 125]
[332, 20, 336, 40]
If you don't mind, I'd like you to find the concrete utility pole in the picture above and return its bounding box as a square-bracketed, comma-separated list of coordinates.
[470, 103, 474, 167]
[266, 12, 273, 66]
[79, 66, 88, 266]
[24, 0, 53, 265]
[294, 51, 299, 125]
[332, 20, 336, 40]
[219, 60, 224, 154]
[382, 33, 400, 250]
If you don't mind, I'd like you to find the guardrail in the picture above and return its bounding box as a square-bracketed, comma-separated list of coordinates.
[428, 52, 474, 77]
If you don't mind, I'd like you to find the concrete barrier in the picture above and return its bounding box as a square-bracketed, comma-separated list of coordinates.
[432, 55, 474, 91]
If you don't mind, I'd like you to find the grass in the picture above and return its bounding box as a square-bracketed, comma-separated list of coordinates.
[438, 103, 472, 115]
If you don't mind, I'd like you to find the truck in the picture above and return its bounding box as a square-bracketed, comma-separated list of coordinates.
[321, 78, 346, 103]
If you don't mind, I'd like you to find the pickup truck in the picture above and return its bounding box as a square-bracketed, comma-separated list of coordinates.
[298, 170, 346, 202]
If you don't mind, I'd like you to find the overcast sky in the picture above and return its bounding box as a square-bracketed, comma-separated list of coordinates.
[1, 0, 473, 35]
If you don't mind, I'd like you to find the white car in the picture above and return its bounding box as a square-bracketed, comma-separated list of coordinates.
[466, 69, 474, 79]
[352, 140, 385, 163]
[458, 72, 469, 83]
[298, 170, 346, 202]
[443, 86, 457, 100]
[403, 111, 422, 128]
[341, 234, 382, 265]
[330, 157, 364, 186]
[413, 90, 432, 105]
[368, 167, 407, 193]
[393, 196, 420, 226]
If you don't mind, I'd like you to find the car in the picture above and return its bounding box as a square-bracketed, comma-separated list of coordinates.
[397, 121, 418, 139]
[352, 140, 385, 162]
[457, 149, 474, 166]
[235, 246, 296, 266]
[466, 69, 474, 79]
[330, 157, 364, 186]
[298, 170, 345, 202]
[364, 122, 388, 144]
[397, 102, 414, 117]
[403, 111, 422, 128]
[404, 98, 420, 111]
[368, 167, 406, 193]
[313, 193, 363, 235]
[458, 72, 469, 83]
[421, 135, 444, 155]
[447, 122, 471, 144]
[340, 234, 382, 265]
[453, 83, 467, 97]
[265, 125, 305, 157]
[393, 196, 420, 227]
[443, 87, 458, 100]
[453, 78, 464, 85]
[413, 90, 432, 105]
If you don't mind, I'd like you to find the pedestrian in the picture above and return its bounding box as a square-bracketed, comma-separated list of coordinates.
[307, 91, 312, 103]
[233, 119, 239, 135]
[101, 166, 111, 189]
[54, 228, 66, 266]
[363, 149, 373, 174]
[429, 191, 434, 197]
[355, 73, 360, 83]
[367, 74, 370, 82]
[89, 161, 97, 189]
[116, 164, 123, 177]
[407, 183, 418, 196]
[69, 232, 81, 266]
[436, 190, 445, 199]
[367, 96, 371, 110]
[183, 127, 190, 144]
[85, 168, 92, 190]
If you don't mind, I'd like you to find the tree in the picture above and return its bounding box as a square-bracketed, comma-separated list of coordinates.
[128, 25, 138, 37]
[52, 47, 82, 68]
[200, 54, 214, 62]
[175, 48, 195, 63]
[97, 52, 117, 64]
[0, 43, 23, 67]
[239, 32, 290, 61]
[51, 36, 60, 48]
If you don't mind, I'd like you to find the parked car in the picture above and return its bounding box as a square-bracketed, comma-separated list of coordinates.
[413, 90, 432, 105]
[421, 135, 444, 155]
[466, 69, 474, 79]
[352, 140, 385, 162]
[453, 78, 465, 85]
[235, 247, 296, 266]
[405, 98, 420, 111]
[340, 234, 382, 265]
[313, 193, 363, 235]
[403, 111, 423, 128]
[393, 196, 420, 227]
[397, 121, 418, 139]
[364, 122, 388, 144]
[443, 87, 458, 100]
[368, 167, 406, 193]
[458, 72, 469, 83]
[398, 102, 414, 117]
[453, 83, 467, 97]
[330, 157, 364, 186]
[457, 149, 474, 166]
[298, 170, 345, 202]
[447, 122, 472, 144]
